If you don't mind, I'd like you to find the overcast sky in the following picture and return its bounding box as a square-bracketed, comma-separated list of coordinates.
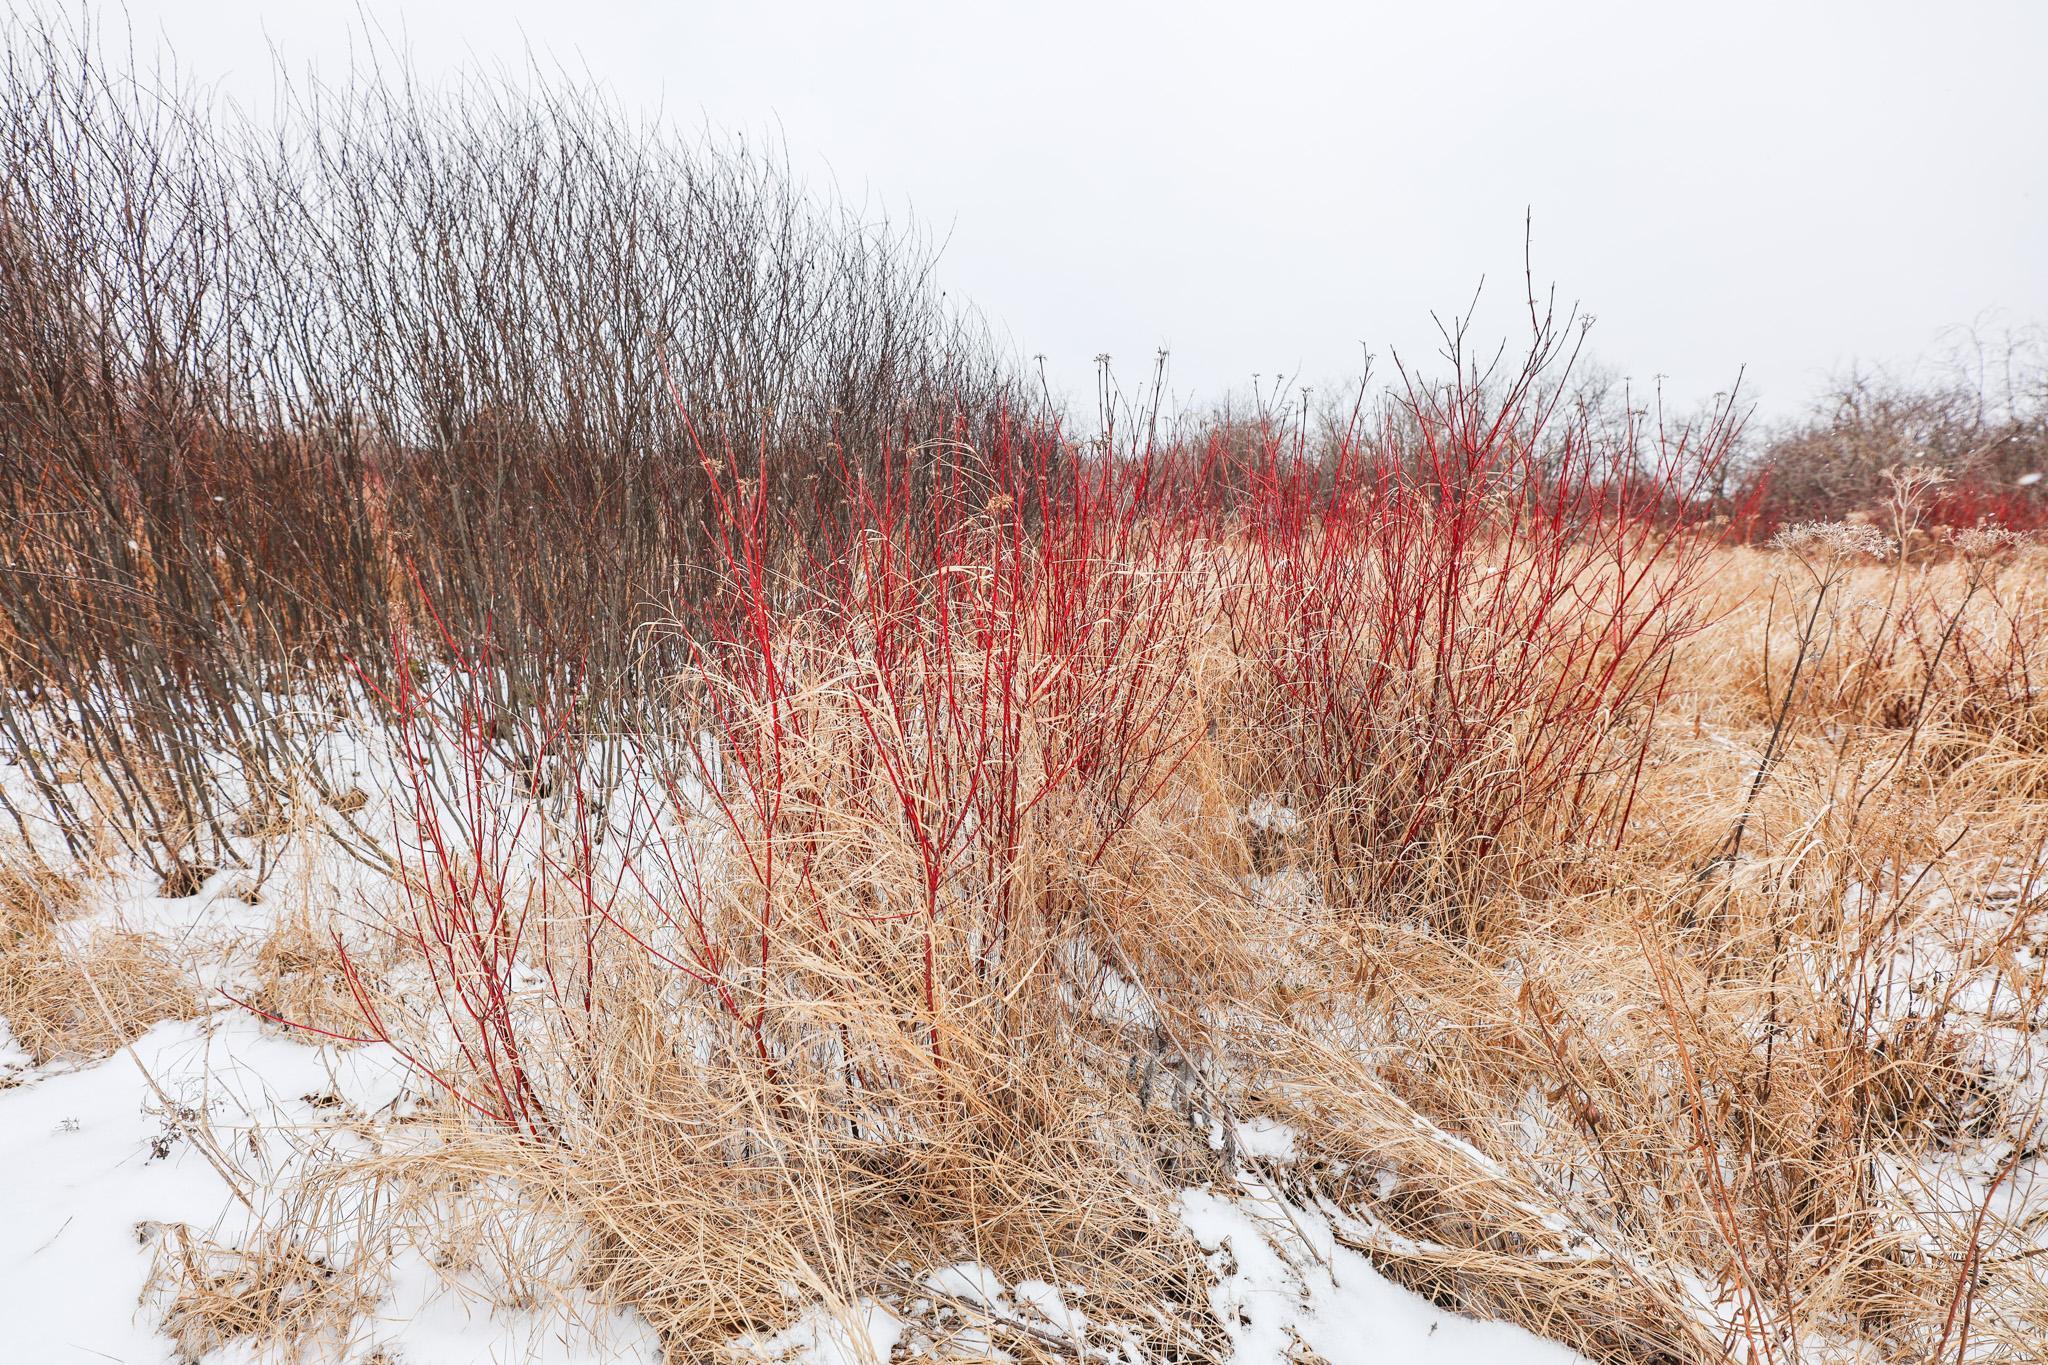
[105, 0, 2048, 423]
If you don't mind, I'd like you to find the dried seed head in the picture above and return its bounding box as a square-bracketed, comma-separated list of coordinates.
[1944, 524, 2031, 557]
[1769, 520, 1896, 561]
[1885, 462, 1950, 497]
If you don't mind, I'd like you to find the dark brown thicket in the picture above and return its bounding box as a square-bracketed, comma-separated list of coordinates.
[0, 17, 1025, 871]
[1739, 349, 2048, 535]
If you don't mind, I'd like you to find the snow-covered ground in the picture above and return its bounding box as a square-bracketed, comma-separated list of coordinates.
[12, 689, 2042, 1363]
[0, 1004, 1590, 1362]
[0, 719, 1598, 1364]
[1, 1011, 663, 1365]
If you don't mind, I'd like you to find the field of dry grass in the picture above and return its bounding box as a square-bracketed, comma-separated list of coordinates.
[6, 505, 2046, 1363]
[6, 19, 2048, 1362]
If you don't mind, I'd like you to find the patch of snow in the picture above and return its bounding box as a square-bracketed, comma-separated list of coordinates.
[924, 1261, 1005, 1310]
[362, 1251, 660, 1364]
[0, 1017, 344, 1364]
[0, 1013, 659, 1364]
[739, 1298, 906, 1365]
[1010, 1278, 1086, 1336]
[1179, 1185, 1590, 1365]
[1233, 1117, 1299, 1162]
[1243, 796, 1301, 835]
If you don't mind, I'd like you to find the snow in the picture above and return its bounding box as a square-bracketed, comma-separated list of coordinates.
[739, 1299, 906, 1365]
[3, 1021, 243, 1365]
[1231, 1116, 1300, 1162]
[1010, 1279, 1087, 1337]
[0, 713, 1598, 1363]
[0, 1013, 660, 1364]
[337, 1259, 659, 1365]
[1178, 1186, 1589, 1365]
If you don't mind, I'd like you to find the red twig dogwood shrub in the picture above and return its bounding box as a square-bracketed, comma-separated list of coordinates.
[290, 416, 1239, 1339]
[670, 414, 1209, 1066]
[324, 327, 1745, 1127]
[1929, 479, 2048, 533]
[282, 625, 586, 1139]
[325, 403, 1215, 1106]
[1218, 320, 1737, 908]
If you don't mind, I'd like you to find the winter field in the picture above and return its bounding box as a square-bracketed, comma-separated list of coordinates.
[8, 16, 2048, 1364]
[7, 475, 2048, 1365]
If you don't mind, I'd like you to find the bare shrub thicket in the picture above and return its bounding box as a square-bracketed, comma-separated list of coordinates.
[1741, 335, 2048, 535]
[0, 15, 1025, 877]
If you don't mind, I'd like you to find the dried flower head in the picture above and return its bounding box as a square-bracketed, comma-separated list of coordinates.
[1944, 524, 2032, 558]
[1885, 463, 1951, 496]
[1769, 520, 1896, 561]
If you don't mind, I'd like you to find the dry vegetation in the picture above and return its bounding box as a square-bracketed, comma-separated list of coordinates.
[11, 424, 2046, 1363]
[1, 856, 198, 1066]
[5, 14, 2048, 1365]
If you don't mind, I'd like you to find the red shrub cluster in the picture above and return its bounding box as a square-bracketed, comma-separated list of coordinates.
[323, 319, 1742, 1120]
[1218, 341, 1738, 903]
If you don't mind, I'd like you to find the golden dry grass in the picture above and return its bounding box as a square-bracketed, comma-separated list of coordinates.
[73, 533, 2048, 1362]
[0, 857, 199, 1066]
[245, 905, 388, 1047]
[144, 1220, 379, 1365]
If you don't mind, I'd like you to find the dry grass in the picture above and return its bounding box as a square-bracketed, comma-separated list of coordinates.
[41, 528, 2048, 1363]
[0, 857, 198, 1066]
[143, 1221, 379, 1365]
[245, 905, 389, 1048]
[1199, 536, 2048, 1363]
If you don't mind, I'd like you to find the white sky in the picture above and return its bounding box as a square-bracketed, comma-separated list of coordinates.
[105, 0, 2048, 422]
